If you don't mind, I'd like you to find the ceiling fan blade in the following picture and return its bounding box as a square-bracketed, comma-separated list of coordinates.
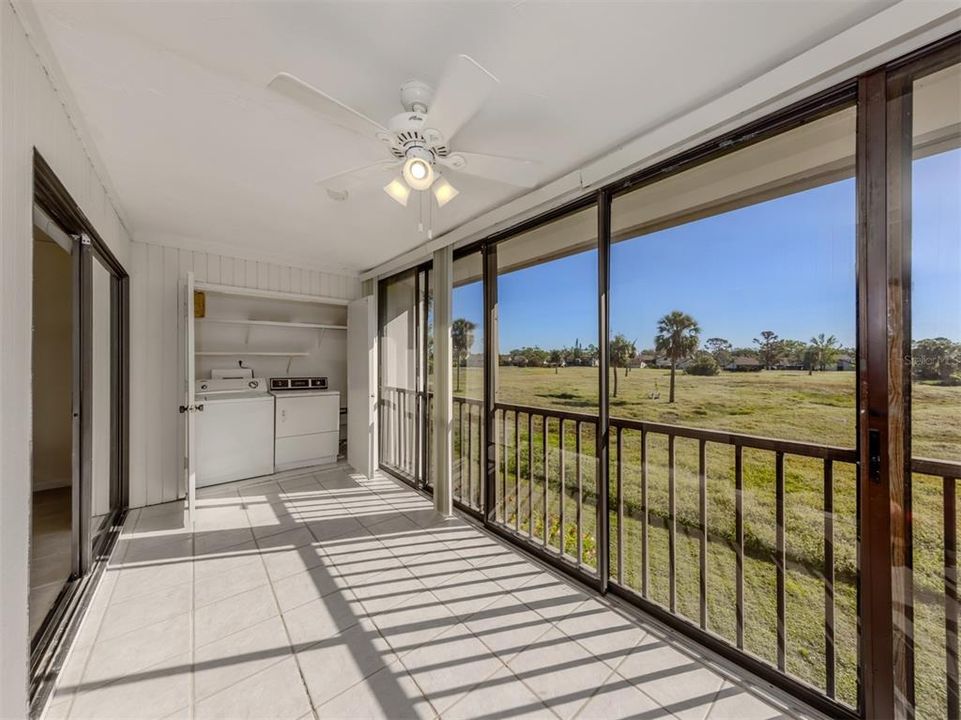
[426, 55, 499, 143]
[269, 72, 386, 138]
[441, 152, 538, 188]
[315, 160, 401, 188]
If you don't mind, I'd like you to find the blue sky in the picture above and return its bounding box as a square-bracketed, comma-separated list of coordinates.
[453, 148, 960, 353]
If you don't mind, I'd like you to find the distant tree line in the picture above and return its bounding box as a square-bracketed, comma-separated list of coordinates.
[452, 311, 961, 401]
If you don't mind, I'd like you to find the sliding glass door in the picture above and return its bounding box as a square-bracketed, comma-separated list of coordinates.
[85, 249, 124, 565]
[489, 205, 601, 578]
[30, 155, 129, 711]
[897, 55, 960, 720]
[451, 250, 485, 514]
[609, 102, 858, 705]
[378, 263, 431, 488]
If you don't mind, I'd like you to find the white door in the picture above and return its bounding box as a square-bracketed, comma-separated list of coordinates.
[347, 296, 377, 477]
[182, 272, 196, 522]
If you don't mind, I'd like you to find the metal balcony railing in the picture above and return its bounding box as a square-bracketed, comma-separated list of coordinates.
[381, 389, 961, 716]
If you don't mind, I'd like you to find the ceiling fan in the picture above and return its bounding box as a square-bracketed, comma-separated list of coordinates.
[268, 55, 538, 209]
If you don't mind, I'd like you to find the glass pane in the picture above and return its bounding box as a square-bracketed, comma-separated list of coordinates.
[378, 267, 430, 487]
[494, 205, 599, 572]
[90, 255, 118, 548]
[610, 104, 858, 704]
[452, 251, 484, 512]
[423, 267, 433, 489]
[909, 61, 961, 720]
[379, 269, 420, 482]
[30, 230, 75, 641]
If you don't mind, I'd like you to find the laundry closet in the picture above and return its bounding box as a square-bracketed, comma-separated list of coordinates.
[184, 277, 350, 494]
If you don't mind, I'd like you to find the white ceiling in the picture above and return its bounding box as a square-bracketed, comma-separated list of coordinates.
[33, 0, 897, 273]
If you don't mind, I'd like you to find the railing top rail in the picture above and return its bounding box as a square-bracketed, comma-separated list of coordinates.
[452, 395, 484, 407]
[494, 400, 599, 425]
[491, 398, 856, 462]
[912, 456, 961, 479]
[611, 415, 858, 462]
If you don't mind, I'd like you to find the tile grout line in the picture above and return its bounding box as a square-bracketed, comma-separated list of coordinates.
[252, 483, 324, 720]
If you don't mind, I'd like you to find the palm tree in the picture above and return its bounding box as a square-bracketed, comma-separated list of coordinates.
[654, 311, 701, 403]
[451, 318, 476, 392]
[610, 334, 637, 398]
[808, 333, 840, 374]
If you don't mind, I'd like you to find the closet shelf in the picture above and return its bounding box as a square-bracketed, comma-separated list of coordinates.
[197, 318, 346, 330]
[195, 351, 309, 357]
[194, 281, 349, 306]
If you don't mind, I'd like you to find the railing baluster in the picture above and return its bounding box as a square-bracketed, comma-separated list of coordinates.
[467, 405, 473, 509]
[502, 409, 508, 523]
[824, 459, 836, 698]
[668, 434, 677, 613]
[945, 475, 959, 720]
[543, 414, 549, 547]
[641, 428, 649, 598]
[699, 438, 708, 630]
[576, 421, 583, 566]
[735, 444, 744, 649]
[559, 419, 566, 557]
[515, 409, 520, 532]
[457, 400, 464, 501]
[493, 408, 501, 520]
[528, 412, 534, 538]
[617, 426, 624, 585]
[401, 390, 407, 474]
[776, 451, 786, 672]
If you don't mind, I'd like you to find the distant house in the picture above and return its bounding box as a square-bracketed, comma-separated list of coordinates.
[726, 356, 763, 372]
[776, 360, 803, 371]
[466, 353, 484, 367]
[836, 355, 855, 371]
[655, 356, 691, 370]
[633, 352, 656, 368]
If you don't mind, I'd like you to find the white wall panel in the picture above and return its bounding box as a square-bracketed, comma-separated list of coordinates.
[0, 3, 131, 716]
[127, 239, 361, 510]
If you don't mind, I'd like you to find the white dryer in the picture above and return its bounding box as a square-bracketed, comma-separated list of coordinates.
[196, 377, 275, 487]
[270, 377, 340, 471]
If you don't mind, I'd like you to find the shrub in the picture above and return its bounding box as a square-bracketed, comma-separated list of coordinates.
[685, 352, 720, 376]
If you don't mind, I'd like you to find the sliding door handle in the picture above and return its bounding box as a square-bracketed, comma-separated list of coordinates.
[868, 428, 882, 484]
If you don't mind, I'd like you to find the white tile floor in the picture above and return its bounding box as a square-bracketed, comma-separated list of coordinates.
[44, 464, 824, 720]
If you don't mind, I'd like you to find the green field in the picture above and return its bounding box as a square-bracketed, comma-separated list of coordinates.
[443, 365, 959, 717]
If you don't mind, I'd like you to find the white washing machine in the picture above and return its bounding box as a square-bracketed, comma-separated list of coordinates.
[196, 377, 275, 487]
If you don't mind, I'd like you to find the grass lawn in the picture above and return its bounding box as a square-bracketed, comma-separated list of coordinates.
[442, 365, 960, 717]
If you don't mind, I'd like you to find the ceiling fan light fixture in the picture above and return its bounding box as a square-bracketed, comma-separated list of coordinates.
[383, 177, 411, 206]
[432, 176, 459, 208]
[403, 156, 434, 191]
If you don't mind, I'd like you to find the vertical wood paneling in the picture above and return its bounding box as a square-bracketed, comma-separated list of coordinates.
[268, 264, 280, 292]
[128, 243, 147, 508]
[162, 247, 179, 502]
[145, 244, 165, 505]
[206, 253, 220, 284]
[221, 256, 234, 285]
[192, 251, 207, 282]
